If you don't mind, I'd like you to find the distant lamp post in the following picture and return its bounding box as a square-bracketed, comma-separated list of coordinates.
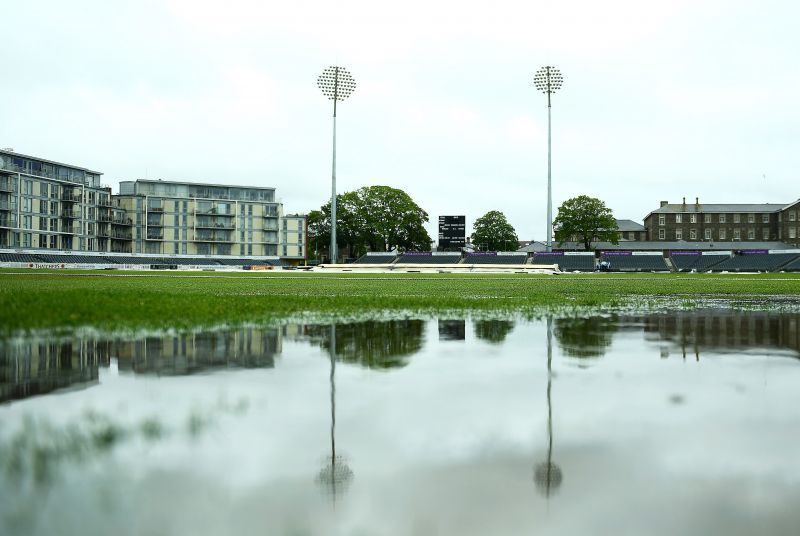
[317, 66, 357, 264]
[533, 66, 564, 252]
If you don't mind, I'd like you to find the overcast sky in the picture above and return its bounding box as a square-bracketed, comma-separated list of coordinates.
[2, 0, 799, 241]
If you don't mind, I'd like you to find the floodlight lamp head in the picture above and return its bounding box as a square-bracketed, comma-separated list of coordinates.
[317, 66, 357, 101]
[533, 66, 564, 95]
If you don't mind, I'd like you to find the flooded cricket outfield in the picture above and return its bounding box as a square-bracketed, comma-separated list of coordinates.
[1, 310, 800, 536]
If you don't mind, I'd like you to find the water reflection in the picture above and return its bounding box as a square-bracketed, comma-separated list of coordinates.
[438, 320, 466, 341]
[300, 319, 424, 369]
[3, 312, 800, 406]
[474, 319, 515, 344]
[534, 317, 563, 497]
[315, 325, 354, 503]
[553, 316, 618, 359]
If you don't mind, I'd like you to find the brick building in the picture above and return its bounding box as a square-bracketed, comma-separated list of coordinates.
[643, 197, 800, 247]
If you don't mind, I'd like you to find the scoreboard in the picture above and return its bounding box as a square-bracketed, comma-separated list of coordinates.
[438, 215, 466, 250]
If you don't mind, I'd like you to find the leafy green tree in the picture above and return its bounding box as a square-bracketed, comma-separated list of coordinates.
[553, 195, 619, 250]
[471, 210, 519, 251]
[307, 186, 432, 258]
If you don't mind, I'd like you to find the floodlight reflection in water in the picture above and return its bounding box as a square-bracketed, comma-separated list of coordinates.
[1, 310, 799, 535]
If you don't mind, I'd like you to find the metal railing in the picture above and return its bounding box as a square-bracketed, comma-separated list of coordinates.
[60, 209, 81, 219]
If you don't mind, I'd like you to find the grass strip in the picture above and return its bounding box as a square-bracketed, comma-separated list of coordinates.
[1, 270, 799, 334]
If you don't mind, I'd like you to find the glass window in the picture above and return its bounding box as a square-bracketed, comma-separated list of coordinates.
[762, 214, 770, 223]
[763, 228, 769, 240]
[675, 229, 683, 240]
[719, 229, 726, 240]
[733, 214, 740, 223]
[733, 229, 740, 240]
[747, 214, 755, 223]
[658, 229, 665, 239]
[689, 229, 697, 240]
[704, 214, 711, 223]
[747, 229, 755, 239]
[789, 228, 797, 239]
[789, 211, 796, 222]
[690, 214, 697, 224]
[704, 229, 712, 240]
[675, 214, 682, 224]
[719, 214, 726, 223]
[41, 183, 48, 197]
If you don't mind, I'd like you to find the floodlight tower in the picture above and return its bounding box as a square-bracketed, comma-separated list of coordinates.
[533, 66, 564, 252]
[317, 66, 357, 264]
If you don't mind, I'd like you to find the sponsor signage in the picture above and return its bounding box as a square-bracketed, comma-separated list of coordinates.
[536, 252, 564, 256]
[438, 215, 466, 249]
[468, 251, 497, 256]
[671, 251, 701, 256]
[403, 251, 433, 256]
[602, 251, 632, 256]
[738, 249, 769, 255]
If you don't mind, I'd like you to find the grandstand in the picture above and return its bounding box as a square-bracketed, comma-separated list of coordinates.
[600, 254, 669, 272]
[670, 253, 729, 272]
[464, 253, 528, 265]
[709, 253, 800, 272]
[351, 255, 397, 264]
[395, 254, 462, 265]
[533, 253, 595, 272]
[0, 251, 284, 267]
[783, 256, 800, 272]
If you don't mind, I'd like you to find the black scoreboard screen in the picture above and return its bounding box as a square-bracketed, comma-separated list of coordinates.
[438, 215, 466, 249]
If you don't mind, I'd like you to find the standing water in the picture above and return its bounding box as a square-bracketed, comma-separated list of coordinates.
[1, 310, 799, 535]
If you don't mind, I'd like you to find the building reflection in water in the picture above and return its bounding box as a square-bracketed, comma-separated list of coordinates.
[2, 312, 798, 405]
[0, 339, 108, 403]
[315, 324, 354, 504]
[534, 317, 563, 497]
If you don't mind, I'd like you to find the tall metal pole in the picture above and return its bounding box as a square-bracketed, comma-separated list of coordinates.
[547, 79, 553, 252]
[533, 66, 563, 253]
[317, 66, 356, 264]
[330, 69, 338, 264]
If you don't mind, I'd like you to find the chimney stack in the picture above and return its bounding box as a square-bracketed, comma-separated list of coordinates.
[682, 197, 686, 209]
[695, 197, 699, 206]
[660, 200, 668, 207]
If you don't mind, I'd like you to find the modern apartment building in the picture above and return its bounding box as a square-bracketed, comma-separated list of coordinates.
[115, 179, 304, 258]
[0, 150, 306, 260]
[0, 149, 111, 251]
[644, 198, 800, 247]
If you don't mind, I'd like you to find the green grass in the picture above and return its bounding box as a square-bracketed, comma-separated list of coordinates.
[1, 269, 800, 334]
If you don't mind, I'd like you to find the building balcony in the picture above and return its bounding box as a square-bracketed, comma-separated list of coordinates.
[61, 209, 81, 219]
[0, 217, 15, 228]
[147, 206, 164, 212]
[0, 180, 13, 192]
[112, 217, 133, 226]
[60, 224, 80, 234]
[61, 190, 82, 202]
[193, 235, 235, 243]
[111, 232, 132, 240]
[0, 201, 10, 211]
[263, 223, 279, 231]
[196, 221, 236, 230]
[98, 212, 112, 222]
[145, 233, 164, 240]
[97, 228, 111, 238]
[196, 209, 234, 216]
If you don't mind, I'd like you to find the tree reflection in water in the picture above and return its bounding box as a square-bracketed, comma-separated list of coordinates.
[304, 319, 424, 369]
[553, 316, 618, 359]
[474, 319, 515, 344]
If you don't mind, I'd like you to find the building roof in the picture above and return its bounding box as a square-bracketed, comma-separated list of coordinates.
[129, 179, 275, 192]
[551, 240, 796, 251]
[0, 149, 103, 175]
[616, 219, 645, 232]
[650, 203, 785, 215]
